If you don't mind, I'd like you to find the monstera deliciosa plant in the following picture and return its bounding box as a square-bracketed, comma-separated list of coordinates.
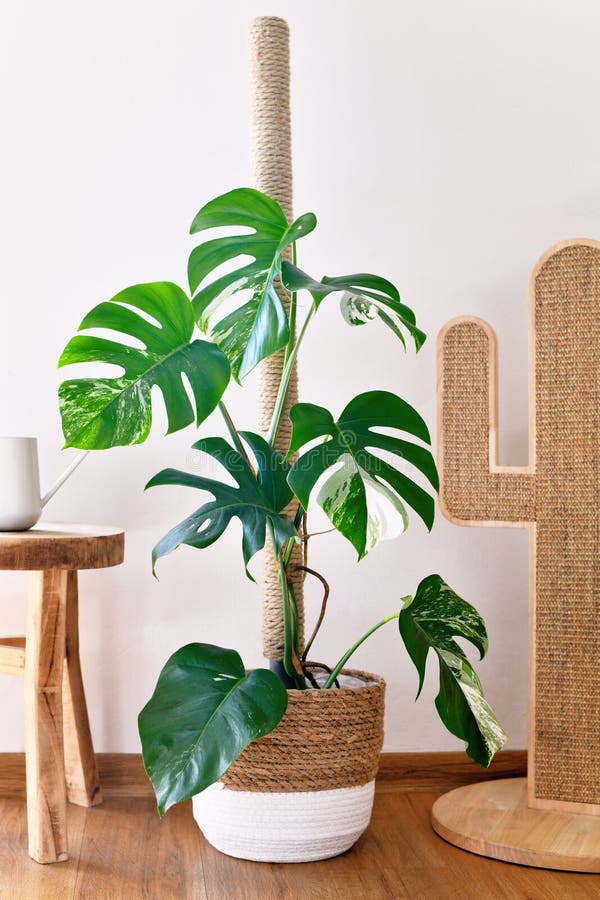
[58, 188, 506, 816]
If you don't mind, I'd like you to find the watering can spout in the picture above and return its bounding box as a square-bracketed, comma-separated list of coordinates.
[41, 450, 89, 508]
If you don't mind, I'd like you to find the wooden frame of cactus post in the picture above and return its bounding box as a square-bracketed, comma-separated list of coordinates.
[432, 239, 600, 871]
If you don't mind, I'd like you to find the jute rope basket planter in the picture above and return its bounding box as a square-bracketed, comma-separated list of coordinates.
[193, 671, 385, 862]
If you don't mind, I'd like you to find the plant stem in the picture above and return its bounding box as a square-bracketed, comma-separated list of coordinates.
[218, 401, 253, 470]
[269, 522, 305, 689]
[282, 504, 304, 567]
[323, 606, 410, 689]
[283, 242, 297, 367]
[293, 564, 330, 661]
[294, 504, 304, 528]
[303, 660, 340, 688]
[267, 303, 316, 447]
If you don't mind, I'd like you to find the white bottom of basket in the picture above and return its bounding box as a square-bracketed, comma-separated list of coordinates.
[192, 780, 376, 863]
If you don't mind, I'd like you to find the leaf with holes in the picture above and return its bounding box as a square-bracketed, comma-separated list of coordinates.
[287, 391, 438, 558]
[147, 432, 297, 578]
[399, 574, 507, 767]
[282, 262, 425, 351]
[58, 282, 230, 449]
[139, 642, 288, 814]
[188, 188, 316, 380]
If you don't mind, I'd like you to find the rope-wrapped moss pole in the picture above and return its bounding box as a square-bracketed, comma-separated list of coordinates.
[250, 17, 304, 662]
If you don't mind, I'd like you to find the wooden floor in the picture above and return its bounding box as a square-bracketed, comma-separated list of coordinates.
[1, 755, 600, 898]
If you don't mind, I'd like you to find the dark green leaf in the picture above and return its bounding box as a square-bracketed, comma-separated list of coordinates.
[287, 391, 438, 558]
[399, 575, 506, 767]
[147, 433, 296, 578]
[139, 642, 288, 814]
[282, 262, 426, 351]
[188, 188, 316, 380]
[58, 282, 230, 449]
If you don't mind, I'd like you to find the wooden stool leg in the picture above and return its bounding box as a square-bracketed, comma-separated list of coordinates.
[62, 570, 102, 807]
[24, 569, 68, 864]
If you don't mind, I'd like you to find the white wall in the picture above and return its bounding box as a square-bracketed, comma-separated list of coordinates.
[0, 0, 598, 754]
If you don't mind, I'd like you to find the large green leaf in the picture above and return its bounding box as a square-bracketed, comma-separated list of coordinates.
[287, 391, 438, 558]
[58, 282, 230, 449]
[147, 432, 297, 578]
[282, 262, 426, 351]
[188, 188, 316, 380]
[139, 642, 288, 815]
[399, 574, 507, 767]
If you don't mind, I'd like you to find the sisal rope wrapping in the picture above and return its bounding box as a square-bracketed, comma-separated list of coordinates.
[250, 17, 304, 660]
[439, 321, 535, 524]
[221, 670, 385, 792]
[532, 245, 599, 805]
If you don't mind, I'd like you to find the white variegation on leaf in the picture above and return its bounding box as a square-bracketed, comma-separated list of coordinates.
[188, 188, 317, 380]
[340, 292, 377, 326]
[282, 263, 426, 351]
[58, 282, 231, 449]
[340, 290, 418, 349]
[399, 574, 507, 767]
[317, 456, 409, 554]
[361, 469, 409, 548]
[440, 650, 508, 756]
[287, 391, 438, 559]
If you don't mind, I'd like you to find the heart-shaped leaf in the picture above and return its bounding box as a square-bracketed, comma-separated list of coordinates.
[399, 575, 507, 767]
[282, 262, 425, 351]
[58, 282, 230, 449]
[147, 432, 297, 578]
[287, 391, 439, 558]
[188, 188, 316, 380]
[139, 642, 288, 815]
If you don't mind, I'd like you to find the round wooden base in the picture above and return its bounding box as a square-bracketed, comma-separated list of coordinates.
[431, 778, 600, 873]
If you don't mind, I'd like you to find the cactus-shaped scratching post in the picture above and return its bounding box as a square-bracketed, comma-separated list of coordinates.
[432, 240, 600, 871]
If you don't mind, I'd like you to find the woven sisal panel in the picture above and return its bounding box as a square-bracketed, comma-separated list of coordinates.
[439, 320, 535, 524]
[438, 241, 600, 809]
[221, 671, 385, 792]
[250, 17, 304, 659]
[533, 245, 600, 805]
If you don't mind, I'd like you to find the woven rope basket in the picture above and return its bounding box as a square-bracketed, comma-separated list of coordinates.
[222, 669, 385, 792]
[193, 671, 386, 862]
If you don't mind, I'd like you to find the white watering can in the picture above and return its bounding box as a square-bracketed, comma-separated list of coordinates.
[0, 437, 88, 531]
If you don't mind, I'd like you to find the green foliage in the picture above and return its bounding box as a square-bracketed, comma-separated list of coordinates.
[147, 432, 297, 579]
[139, 642, 288, 814]
[282, 263, 426, 350]
[287, 391, 439, 558]
[56, 186, 505, 802]
[58, 282, 230, 449]
[399, 575, 507, 767]
[188, 188, 316, 380]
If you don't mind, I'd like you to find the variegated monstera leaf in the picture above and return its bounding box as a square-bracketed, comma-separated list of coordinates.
[287, 391, 439, 558]
[399, 574, 507, 767]
[58, 282, 230, 449]
[188, 188, 316, 381]
[282, 262, 426, 351]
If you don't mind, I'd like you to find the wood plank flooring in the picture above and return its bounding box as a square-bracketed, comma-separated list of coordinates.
[2, 782, 600, 898]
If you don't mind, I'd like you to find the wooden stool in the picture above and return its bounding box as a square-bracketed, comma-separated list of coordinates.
[0, 524, 124, 864]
